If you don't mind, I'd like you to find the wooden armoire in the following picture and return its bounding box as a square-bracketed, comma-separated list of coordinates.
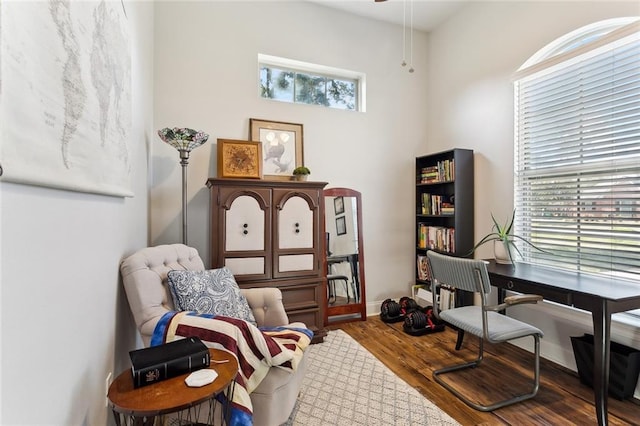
[206, 178, 328, 342]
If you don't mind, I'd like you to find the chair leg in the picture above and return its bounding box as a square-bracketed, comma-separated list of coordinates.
[344, 278, 351, 303]
[328, 281, 336, 304]
[330, 277, 350, 303]
[433, 334, 541, 412]
[455, 329, 465, 350]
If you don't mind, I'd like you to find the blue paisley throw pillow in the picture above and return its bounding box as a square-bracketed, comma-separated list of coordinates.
[167, 268, 257, 326]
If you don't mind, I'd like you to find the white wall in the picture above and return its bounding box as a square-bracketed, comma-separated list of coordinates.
[0, 1, 153, 424]
[151, 1, 430, 311]
[426, 0, 640, 379]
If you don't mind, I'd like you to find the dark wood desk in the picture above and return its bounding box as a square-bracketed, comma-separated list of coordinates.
[487, 260, 640, 426]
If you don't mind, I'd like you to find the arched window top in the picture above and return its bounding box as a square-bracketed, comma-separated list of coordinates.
[512, 16, 640, 282]
[516, 17, 639, 77]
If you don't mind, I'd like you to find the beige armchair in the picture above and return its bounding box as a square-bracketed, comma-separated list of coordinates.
[120, 244, 307, 426]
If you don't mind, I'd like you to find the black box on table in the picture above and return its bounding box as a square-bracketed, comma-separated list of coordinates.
[129, 336, 210, 388]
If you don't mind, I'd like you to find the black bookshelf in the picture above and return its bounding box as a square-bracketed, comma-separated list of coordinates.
[415, 148, 474, 307]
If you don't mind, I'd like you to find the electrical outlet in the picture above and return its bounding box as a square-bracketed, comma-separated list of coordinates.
[105, 372, 112, 408]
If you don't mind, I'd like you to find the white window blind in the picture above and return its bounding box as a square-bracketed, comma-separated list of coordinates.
[514, 21, 640, 282]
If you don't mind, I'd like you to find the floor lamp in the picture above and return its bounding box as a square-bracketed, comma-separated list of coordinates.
[157, 127, 209, 245]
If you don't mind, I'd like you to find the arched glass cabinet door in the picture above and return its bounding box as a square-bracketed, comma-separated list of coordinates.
[323, 187, 366, 324]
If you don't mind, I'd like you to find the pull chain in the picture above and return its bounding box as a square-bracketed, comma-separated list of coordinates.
[401, 0, 407, 67]
[409, 0, 414, 73]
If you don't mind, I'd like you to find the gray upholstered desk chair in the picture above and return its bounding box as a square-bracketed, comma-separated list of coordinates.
[427, 251, 544, 412]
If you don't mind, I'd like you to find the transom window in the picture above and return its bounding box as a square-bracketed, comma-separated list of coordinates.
[258, 54, 365, 112]
[513, 18, 640, 283]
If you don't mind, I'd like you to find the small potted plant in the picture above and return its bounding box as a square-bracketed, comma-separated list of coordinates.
[470, 209, 546, 265]
[292, 166, 311, 181]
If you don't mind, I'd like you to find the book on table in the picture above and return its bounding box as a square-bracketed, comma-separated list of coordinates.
[129, 336, 210, 388]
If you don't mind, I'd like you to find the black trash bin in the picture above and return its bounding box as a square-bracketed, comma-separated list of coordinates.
[570, 333, 640, 400]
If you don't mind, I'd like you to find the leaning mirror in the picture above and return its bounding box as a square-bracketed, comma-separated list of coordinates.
[324, 188, 366, 324]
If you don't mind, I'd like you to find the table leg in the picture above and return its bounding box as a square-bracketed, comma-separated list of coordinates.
[592, 301, 611, 426]
[111, 410, 122, 426]
[224, 381, 236, 425]
[349, 254, 360, 303]
[111, 412, 155, 426]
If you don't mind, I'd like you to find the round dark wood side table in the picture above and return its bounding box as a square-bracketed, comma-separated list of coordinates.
[108, 348, 238, 426]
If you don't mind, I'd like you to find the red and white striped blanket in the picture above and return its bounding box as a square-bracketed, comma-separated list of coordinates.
[151, 311, 312, 426]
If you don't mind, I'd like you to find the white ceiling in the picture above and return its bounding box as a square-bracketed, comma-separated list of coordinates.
[306, 0, 468, 32]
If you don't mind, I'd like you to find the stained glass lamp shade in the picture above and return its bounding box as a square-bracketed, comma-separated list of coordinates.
[157, 127, 209, 244]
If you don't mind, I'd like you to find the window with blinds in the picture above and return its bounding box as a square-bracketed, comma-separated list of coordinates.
[513, 19, 640, 283]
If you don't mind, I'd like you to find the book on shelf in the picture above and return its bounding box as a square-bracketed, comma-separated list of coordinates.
[419, 194, 455, 215]
[441, 202, 455, 215]
[129, 336, 211, 388]
[418, 159, 455, 183]
[439, 286, 456, 311]
[417, 224, 455, 253]
[420, 193, 430, 214]
[417, 255, 431, 281]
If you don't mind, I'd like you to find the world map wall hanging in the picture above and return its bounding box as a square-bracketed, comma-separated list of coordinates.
[0, 0, 133, 197]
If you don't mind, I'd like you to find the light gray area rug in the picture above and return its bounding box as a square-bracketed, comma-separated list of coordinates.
[283, 329, 460, 426]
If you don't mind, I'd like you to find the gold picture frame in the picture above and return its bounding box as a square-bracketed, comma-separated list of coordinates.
[249, 118, 304, 181]
[217, 139, 262, 179]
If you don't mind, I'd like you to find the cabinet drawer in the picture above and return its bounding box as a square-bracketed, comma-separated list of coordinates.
[280, 283, 320, 310]
[490, 275, 572, 305]
[225, 257, 265, 276]
[287, 308, 321, 328]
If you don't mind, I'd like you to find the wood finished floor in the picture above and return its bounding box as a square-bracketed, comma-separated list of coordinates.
[329, 316, 640, 426]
